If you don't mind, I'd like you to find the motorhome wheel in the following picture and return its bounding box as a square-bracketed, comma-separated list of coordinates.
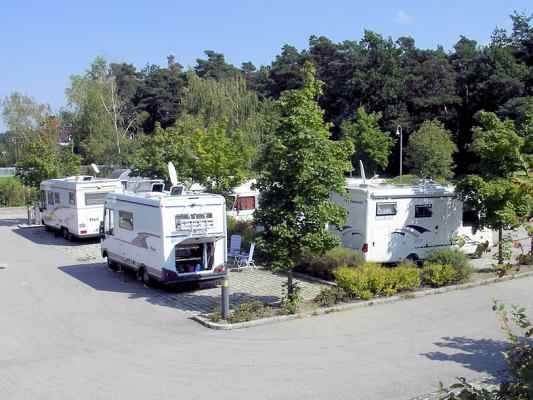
[107, 258, 119, 271]
[62, 228, 72, 241]
[406, 253, 420, 264]
[138, 268, 152, 286]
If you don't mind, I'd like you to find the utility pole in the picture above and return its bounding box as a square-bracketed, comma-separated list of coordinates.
[396, 125, 403, 184]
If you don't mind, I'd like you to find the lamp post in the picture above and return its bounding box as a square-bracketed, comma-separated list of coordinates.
[396, 125, 403, 184]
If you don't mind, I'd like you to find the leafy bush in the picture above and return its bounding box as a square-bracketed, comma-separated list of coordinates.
[518, 253, 533, 265]
[313, 286, 349, 307]
[209, 301, 275, 323]
[334, 263, 421, 300]
[442, 302, 533, 399]
[425, 248, 473, 283]
[421, 263, 457, 287]
[0, 177, 37, 207]
[298, 247, 365, 280]
[227, 216, 255, 250]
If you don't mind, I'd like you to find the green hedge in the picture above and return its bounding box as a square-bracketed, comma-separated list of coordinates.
[0, 177, 37, 207]
[425, 249, 473, 283]
[298, 247, 365, 280]
[334, 263, 421, 300]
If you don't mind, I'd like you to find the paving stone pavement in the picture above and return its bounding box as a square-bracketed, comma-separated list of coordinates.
[149, 267, 326, 315]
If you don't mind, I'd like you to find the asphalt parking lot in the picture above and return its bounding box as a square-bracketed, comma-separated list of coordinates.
[6, 208, 324, 316]
[3, 206, 533, 400]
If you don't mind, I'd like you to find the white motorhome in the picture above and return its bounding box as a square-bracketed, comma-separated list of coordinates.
[331, 178, 493, 263]
[100, 190, 227, 285]
[227, 179, 259, 221]
[40, 176, 123, 240]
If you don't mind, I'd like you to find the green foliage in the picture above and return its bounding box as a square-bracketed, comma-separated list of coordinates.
[188, 120, 253, 195]
[425, 249, 473, 283]
[421, 263, 457, 287]
[131, 115, 253, 194]
[334, 263, 421, 300]
[405, 120, 457, 180]
[210, 301, 275, 324]
[280, 282, 303, 314]
[518, 253, 533, 265]
[255, 63, 354, 281]
[457, 176, 532, 232]
[341, 107, 393, 175]
[298, 246, 365, 280]
[227, 216, 255, 250]
[471, 111, 527, 177]
[15, 142, 80, 188]
[0, 177, 37, 207]
[442, 301, 533, 399]
[313, 286, 349, 307]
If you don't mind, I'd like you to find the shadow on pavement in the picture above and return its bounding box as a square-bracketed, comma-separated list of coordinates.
[13, 227, 100, 246]
[422, 336, 508, 380]
[59, 263, 279, 314]
[0, 217, 28, 227]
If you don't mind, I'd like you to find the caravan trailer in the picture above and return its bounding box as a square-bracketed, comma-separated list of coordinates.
[330, 178, 492, 263]
[100, 190, 227, 285]
[40, 176, 123, 240]
[227, 179, 259, 221]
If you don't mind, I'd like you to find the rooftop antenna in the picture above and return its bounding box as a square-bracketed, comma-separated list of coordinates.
[168, 161, 184, 195]
[90, 163, 100, 176]
[168, 161, 178, 187]
[359, 160, 366, 185]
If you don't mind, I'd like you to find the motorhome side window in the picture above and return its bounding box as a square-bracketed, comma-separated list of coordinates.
[40, 191, 47, 209]
[235, 196, 255, 211]
[376, 202, 397, 216]
[415, 204, 432, 218]
[68, 192, 75, 205]
[85, 192, 107, 206]
[54, 192, 60, 205]
[119, 211, 134, 231]
[47, 192, 54, 205]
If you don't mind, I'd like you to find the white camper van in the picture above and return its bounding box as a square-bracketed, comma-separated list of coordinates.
[331, 178, 493, 263]
[227, 179, 259, 221]
[40, 176, 123, 240]
[100, 190, 227, 285]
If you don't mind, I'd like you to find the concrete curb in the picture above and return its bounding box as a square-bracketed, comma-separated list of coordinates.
[192, 269, 533, 330]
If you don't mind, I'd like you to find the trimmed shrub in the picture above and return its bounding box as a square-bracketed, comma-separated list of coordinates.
[425, 249, 473, 283]
[421, 263, 457, 287]
[298, 247, 365, 280]
[313, 286, 349, 307]
[517, 253, 533, 265]
[334, 263, 421, 300]
[391, 264, 422, 292]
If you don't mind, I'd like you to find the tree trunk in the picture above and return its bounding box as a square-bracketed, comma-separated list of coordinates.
[287, 270, 294, 298]
[498, 227, 503, 265]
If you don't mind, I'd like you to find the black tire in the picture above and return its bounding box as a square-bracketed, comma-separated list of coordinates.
[406, 253, 420, 265]
[44, 223, 52, 232]
[138, 267, 152, 286]
[62, 227, 72, 241]
[107, 258, 119, 271]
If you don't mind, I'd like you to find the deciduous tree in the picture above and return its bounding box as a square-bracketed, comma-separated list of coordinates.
[255, 63, 353, 298]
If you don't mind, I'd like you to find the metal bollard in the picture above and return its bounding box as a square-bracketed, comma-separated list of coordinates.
[221, 277, 230, 320]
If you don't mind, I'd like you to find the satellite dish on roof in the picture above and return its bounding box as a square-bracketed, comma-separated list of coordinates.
[168, 161, 178, 187]
[90, 163, 100, 175]
[359, 160, 366, 185]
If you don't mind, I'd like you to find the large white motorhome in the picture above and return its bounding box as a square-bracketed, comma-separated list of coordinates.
[100, 190, 227, 285]
[226, 179, 259, 221]
[40, 176, 123, 240]
[330, 178, 493, 263]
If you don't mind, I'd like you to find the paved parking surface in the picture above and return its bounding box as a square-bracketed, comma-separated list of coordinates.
[10, 208, 324, 315]
[3, 207, 533, 400]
